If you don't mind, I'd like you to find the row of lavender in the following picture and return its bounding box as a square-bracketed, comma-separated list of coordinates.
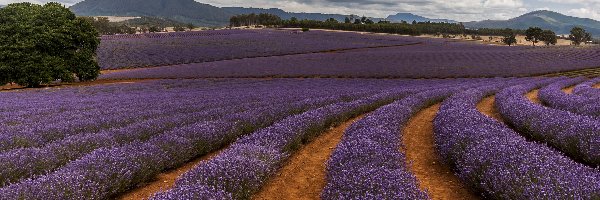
[538, 77, 599, 118]
[496, 78, 600, 166]
[434, 79, 600, 199]
[0, 79, 454, 199]
[98, 29, 417, 69]
[573, 77, 600, 98]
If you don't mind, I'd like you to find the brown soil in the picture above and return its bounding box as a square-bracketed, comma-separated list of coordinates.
[0, 79, 150, 91]
[403, 104, 480, 200]
[562, 86, 575, 94]
[118, 149, 223, 200]
[594, 83, 600, 89]
[252, 115, 364, 200]
[526, 90, 541, 104]
[476, 96, 504, 122]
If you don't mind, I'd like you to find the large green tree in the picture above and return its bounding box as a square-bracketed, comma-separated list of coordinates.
[540, 30, 557, 46]
[0, 2, 100, 87]
[569, 27, 592, 46]
[525, 27, 543, 46]
[502, 28, 517, 46]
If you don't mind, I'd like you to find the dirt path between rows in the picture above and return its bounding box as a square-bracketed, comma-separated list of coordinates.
[403, 104, 480, 200]
[476, 96, 504, 122]
[526, 90, 541, 104]
[563, 86, 575, 94]
[117, 149, 223, 200]
[252, 115, 364, 200]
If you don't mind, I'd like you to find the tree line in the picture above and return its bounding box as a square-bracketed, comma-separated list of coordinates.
[500, 26, 592, 46]
[230, 13, 595, 46]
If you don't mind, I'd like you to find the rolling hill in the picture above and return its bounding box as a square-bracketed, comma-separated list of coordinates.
[70, 0, 230, 26]
[222, 7, 351, 22]
[386, 13, 457, 23]
[465, 10, 600, 35]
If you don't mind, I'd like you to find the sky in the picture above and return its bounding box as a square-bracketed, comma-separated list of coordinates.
[0, 0, 598, 22]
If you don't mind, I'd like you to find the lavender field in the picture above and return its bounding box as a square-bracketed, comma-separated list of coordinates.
[2, 28, 600, 200]
[98, 29, 600, 79]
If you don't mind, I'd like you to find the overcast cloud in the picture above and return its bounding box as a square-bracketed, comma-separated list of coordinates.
[0, 0, 598, 21]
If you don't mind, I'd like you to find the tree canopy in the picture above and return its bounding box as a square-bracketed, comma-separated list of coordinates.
[0, 2, 100, 87]
[569, 27, 592, 46]
[525, 27, 543, 46]
[502, 29, 517, 46]
[540, 30, 557, 46]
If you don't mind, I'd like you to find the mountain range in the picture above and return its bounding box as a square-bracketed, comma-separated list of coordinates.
[69, 0, 600, 36]
[464, 10, 600, 35]
[70, 0, 230, 26]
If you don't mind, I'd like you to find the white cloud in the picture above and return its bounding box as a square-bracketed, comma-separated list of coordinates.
[568, 7, 600, 19]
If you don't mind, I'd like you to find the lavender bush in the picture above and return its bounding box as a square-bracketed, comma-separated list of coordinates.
[434, 81, 600, 199]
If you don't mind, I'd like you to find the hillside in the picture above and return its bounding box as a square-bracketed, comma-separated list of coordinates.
[70, 0, 230, 26]
[386, 13, 457, 23]
[222, 7, 350, 22]
[465, 10, 600, 36]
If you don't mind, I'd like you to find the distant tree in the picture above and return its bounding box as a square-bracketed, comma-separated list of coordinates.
[302, 27, 310, 32]
[502, 29, 518, 46]
[569, 27, 592, 46]
[540, 30, 557, 46]
[173, 26, 186, 32]
[412, 20, 417, 25]
[0, 2, 100, 87]
[361, 16, 367, 23]
[325, 18, 338, 24]
[186, 23, 195, 31]
[365, 19, 374, 24]
[377, 20, 390, 24]
[290, 17, 298, 24]
[525, 27, 544, 46]
[354, 19, 361, 24]
[148, 26, 162, 32]
[344, 17, 351, 24]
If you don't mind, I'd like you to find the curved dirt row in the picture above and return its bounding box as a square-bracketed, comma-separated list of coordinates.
[526, 89, 542, 104]
[402, 104, 480, 200]
[117, 149, 224, 200]
[476, 96, 504, 122]
[252, 115, 365, 200]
